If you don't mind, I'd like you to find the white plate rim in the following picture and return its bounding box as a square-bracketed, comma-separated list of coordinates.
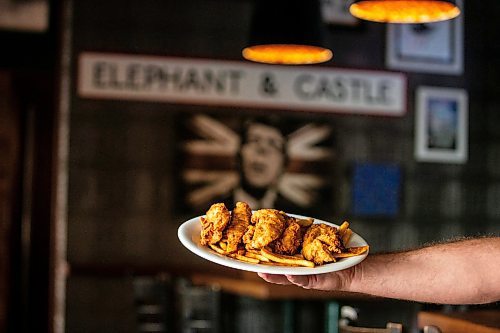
[177, 213, 369, 275]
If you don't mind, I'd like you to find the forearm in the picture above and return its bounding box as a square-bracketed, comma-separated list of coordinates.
[345, 237, 500, 304]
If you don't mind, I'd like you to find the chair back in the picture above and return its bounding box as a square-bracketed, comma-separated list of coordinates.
[176, 278, 221, 333]
[133, 274, 171, 333]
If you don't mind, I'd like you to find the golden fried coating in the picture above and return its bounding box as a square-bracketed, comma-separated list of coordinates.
[242, 225, 255, 244]
[249, 209, 287, 249]
[200, 203, 231, 245]
[271, 216, 303, 255]
[198, 201, 367, 267]
[302, 239, 336, 265]
[302, 223, 345, 265]
[222, 202, 252, 253]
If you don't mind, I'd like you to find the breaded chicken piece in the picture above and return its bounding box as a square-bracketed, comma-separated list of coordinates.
[302, 224, 345, 265]
[249, 209, 287, 249]
[271, 216, 303, 255]
[222, 202, 252, 253]
[242, 225, 255, 249]
[200, 203, 231, 245]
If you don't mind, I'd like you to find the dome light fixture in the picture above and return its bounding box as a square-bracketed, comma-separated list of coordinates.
[242, 44, 332, 65]
[349, 0, 460, 24]
[242, 0, 333, 65]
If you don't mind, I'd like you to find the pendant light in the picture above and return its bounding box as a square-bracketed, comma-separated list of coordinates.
[242, 0, 333, 65]
[349, 0, 460, 23]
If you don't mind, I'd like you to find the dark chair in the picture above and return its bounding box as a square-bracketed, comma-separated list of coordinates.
[339, 322, 403, 333]
[338, 305, 442, 333]
[133, 274, 171, 333]
[175, 278, 221, 333]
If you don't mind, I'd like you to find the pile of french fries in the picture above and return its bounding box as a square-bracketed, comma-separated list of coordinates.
[206, 218, 367, 268]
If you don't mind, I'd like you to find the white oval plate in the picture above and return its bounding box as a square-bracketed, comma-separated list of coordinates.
[178, 214, 369, 275]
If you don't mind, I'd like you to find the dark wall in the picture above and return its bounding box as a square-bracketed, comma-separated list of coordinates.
[1, 1, 62, 332]
[66, 0, 500, 332]
[68, 0, 499, 263]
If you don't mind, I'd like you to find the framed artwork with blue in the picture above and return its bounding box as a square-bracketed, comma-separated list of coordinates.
[352, 162, 402, 217]
[414, 86, 468, 164]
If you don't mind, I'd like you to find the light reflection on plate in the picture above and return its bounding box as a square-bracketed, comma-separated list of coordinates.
[178, 214, 369, 276]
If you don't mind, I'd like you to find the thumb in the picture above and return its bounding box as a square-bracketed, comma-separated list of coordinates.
[285, 275, 317, 289]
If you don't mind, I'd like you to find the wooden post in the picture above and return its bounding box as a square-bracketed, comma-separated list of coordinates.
[0, 71, 20, 333]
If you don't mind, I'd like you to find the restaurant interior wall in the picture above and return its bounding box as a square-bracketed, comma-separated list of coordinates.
[63, 0, 500, 332]
[1, 0, 62, 331]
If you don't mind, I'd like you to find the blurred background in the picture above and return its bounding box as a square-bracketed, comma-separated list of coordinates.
[0, 0, 499, 332]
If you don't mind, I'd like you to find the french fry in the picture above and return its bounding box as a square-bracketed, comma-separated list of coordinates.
[261, 247, 315, 268]
[209, 244, 226, 255]
[341, 229, 353, 246]
[245, 251, 270, 262]
[332, 246, 369, 258]
[229, 253, 260, 264]
[338, 221, 349, 236]
[219, 241, 227, 251]
[295, 217, 314, 227]
[260, 261, 301, 267]
[337, 221, 353, 246]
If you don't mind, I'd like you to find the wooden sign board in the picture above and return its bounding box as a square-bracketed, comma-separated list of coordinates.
[78, 52, 407, 116]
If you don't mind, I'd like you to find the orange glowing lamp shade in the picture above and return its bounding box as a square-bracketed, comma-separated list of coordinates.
[244, 0, 331, 65]
[242, 44, 333, 65]
[349, 0, 460, 23]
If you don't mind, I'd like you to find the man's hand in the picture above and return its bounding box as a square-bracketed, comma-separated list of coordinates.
[258, 269, 354, 291]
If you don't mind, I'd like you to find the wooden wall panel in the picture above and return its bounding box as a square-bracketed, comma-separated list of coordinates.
[0, 72, 20, 333]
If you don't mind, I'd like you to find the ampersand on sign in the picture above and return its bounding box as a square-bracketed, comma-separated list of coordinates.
[260, 73, 278, 96]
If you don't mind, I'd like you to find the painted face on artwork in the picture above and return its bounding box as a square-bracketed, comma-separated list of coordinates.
[240, 123, 286, 188]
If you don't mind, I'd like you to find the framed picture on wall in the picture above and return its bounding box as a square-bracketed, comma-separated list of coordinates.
[320, 0, 358, 26]
[385, 0, 464, 75]
[176, 112, 336, 217]
[0, 0, 49, 32]
[414, 86, 468, 164]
